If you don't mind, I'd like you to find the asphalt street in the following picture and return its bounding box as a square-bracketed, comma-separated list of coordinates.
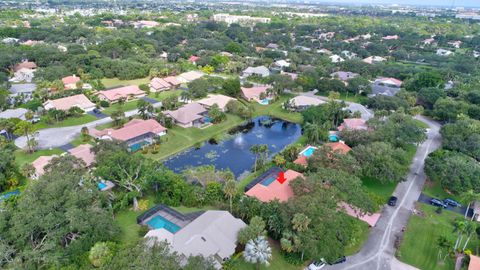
[325, 115, 442, 270]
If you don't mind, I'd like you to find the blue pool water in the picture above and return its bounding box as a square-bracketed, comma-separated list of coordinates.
[97, 182, 107, 190]
[204, 116, 212, 123]
[146, 215, 181, 233]
[302, 147, 316, 157]
[260, 99, 270, 105]
[261, 176, 277, 186]
[0, 190, 20, 201]
[329, 134, 339, 142]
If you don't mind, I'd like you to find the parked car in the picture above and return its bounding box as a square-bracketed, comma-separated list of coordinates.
[308, 259, 326, 270]
[93, 108, 101, 114]
[443, 198, 461, 207]
[388, 196, 398, 206]
[329, 256, 346, 265]
[430, 198, 447, 208]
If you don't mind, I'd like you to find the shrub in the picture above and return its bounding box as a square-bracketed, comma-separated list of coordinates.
[138, 225, 150, 237]
[281, 251, 305, 265]
[100, 100, 110, 108]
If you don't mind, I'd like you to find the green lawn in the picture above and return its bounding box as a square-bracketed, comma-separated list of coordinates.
[362, 176, 398, 203]
[249, 96, 303, 124]
[101, 77, 150, 88]
[14, 148, 64, 168]
[423, 180, 461, 202]
[231, 238, 303, 270]
[398, 204, 479, 270]
[146, 114, 244, 161]
[33, 114, 97, 129]
[101, 90, 181, 115]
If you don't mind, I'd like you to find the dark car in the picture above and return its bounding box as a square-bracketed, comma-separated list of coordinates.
[328, 256, 346, 265]
[430, 198, 447, 208]
[93, 108, 101, 114]
[443, 198, 461, 207]
[388, 196, 398, 206]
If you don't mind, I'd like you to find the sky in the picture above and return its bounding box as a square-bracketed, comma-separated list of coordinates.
[316, 0, 480, 8]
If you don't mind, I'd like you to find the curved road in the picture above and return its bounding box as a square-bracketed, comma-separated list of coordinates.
[327, 115, 442, 270]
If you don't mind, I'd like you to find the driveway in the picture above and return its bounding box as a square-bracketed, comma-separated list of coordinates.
[141, 96, 161, 104]
[87, 110, 108, 119]
[417, 193, 473, 217]
[326, 116, 442, 270]
[15, 102, 162, 150]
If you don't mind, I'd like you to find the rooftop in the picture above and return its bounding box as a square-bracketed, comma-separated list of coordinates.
[43, 94, 95, 111]
[98, 85, 145, 102]
[91, 119, 166, 142]
[245, 169, 304, 202]
[164, 102, 207, 124]
[68, 144, 95, 167]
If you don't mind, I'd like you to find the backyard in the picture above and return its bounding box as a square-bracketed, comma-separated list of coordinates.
[398, 204, 478, 270]
[14, 148, 64, 167]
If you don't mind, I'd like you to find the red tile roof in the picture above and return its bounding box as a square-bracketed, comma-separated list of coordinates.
[245, 169, 304, 202]
[150, 77, 171, 90]
[62, 75, 81, 86]
[338, 202, 380, 227]
[470, 255, 480, 270]
[68, 144, 95, 167]
[188, 55, 200, 63]
[163, 76, 182, 86]
[13, 61, 37, 72]
[91, 119, 166, 142]
[338, 118, 368, 131]
[98, 85, 145, 102]
[324, 141, 352, 154]
[293, 155, 308, 166]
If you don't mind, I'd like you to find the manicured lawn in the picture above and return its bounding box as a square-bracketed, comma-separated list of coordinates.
[249, 96, 303, 124]
[423, 180, 461, 202]
[398, 204, 479, 270]
[101, 90, 181, 115]
[14, 148, 64, 167]
[146, 114, 244, 160]
[33, 114, 97, 129]
[101, 77, 150, 88]
[231, 238, 303, 270]
[362, 176, 398, 203]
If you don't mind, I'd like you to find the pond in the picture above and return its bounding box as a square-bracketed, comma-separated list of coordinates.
[163, 116, 302, 178]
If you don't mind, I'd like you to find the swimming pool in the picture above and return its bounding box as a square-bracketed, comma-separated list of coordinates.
[97, 182, 107, 190]
[261, 176, 277, 186]
[301, 146, 317, 157]
[259, 99, 270, 105]
[146, 215, 181, 233]
[329, 134, 339, 142]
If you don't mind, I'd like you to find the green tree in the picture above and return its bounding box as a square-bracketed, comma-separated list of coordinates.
[304, 123, 327, 145]
[223, 179, 237, 213]
[89, 242, 115, 268]
[137, 99, 154, 119]
[238, 216, 267, 245]
[14, 121, 37, 153]
[243, 236, 272, 270]
[222, 78, 241, 97]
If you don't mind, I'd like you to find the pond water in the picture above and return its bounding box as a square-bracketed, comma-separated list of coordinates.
[163, 116, 301, 178]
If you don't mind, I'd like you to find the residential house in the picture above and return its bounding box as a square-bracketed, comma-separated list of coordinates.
[143, 208, 246, 269]
[164, 76, 182, 87]
[98, 85, 146, 103]
[448, 40, 462, 48]
[329, 54, 345, 63]
[423, 37, 435, 45]
[196, 94, 237, 112]
[21, 40, 43, 46]
[149, 77, 172, 92]
[62, 75, 81, 90]
[164, 103, 208, 128]
[241, 66, 270, 78]
[362, 56, 386, 64]
[241, 85, 271, 103]
[176, 71, 204, 83]
[382, 35, 399, 40]
[245, 168, 304, 202]
[10, 68, 35, 83]
[273, 59, 290, 69]
[436, 48, 453, 56]
[474, 51, 480, 58]
[331, 71, 359, 81]
[266, 43, 279, 49]
[282, 71, 298, 80]
[294, 141, 352, 166]
[0, 108, 29, 120]
[287, 95, 325, 111]
[338, 118, 368, 131]
[341, 50, 357, 59]
[89, 119, 167, 151]
[9, 83, 36, 103]
[370, 77, 403, 97]
[43, 94, 96, 112]
[188, 55, 200, 65]
[68, 144, 95, 167]
[317, 48, 332, 55]
[32, 155, 57, 179]
[13, 60, 37, 72]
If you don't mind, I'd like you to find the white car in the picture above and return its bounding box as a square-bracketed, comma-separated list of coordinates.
[308, 260, 326, 270]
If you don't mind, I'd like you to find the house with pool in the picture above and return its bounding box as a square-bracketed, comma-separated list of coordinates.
[196, 94, 237, 112]
[244, 167, 305, 202]
[164, 102, 209, 128]
[241, 85, 273, 105]
[139, 205, 246, 269]
[89, 119, 167, 151]
[337, 118, 368, 132]
[294, 141, 352, 166]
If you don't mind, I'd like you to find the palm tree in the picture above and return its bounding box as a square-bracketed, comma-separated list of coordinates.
[436, 236, 452, 262]
[304, 123, 324, 145]
[453, 219, 466, 250]
[223, 180, 237, 213]
[14, 121, 37, 153]
[250, 145, 262, 172]
[180, 91, 192, 103]
[462, 221, 476, 251]
[243, 236, 272, 270]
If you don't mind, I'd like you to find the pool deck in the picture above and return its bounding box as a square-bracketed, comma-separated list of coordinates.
[244, 166, 283, 192]
[139, 204, 204, 232]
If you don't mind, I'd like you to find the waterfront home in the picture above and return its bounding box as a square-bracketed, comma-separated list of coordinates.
[241, 66, 270, 78]
[287, 95, 325, 111]
[196, 94, 237, 112]
[43, 94, 96, 112]
[32, 155, 57, 179]
[338, 118, 368, 131]
[164, 102, 208, 128]
[294, 141, 351, 166]
[89, 119, 167, 151]
[67, 144, 95, 167]
[97, 85, 146, 103]
[245, 167, 305, 202]
[241, 85, 272, 104]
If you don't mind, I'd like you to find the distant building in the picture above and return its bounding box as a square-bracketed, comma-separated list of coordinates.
[132, 20, 160, 28]
[10, 68, 35, 83]
[331, 71, 359, 81]
[0, 108, 29, 120]
[176, 71, 204, 83]
[456, 12, 480, 20]
[436, 48, 453, 56]
[329, 55, 345, 63]
[382, 35, 399, 40]
[212, 13, 270, 26]
[13, 60, 37, 72]
[338, 118, 368, 132]
[9, 83, 36, 103]
[62, 75, 81, 90]
[287, 95, 325, 111]
[241, 66, 270, 78]
[363, 56, 386, 64]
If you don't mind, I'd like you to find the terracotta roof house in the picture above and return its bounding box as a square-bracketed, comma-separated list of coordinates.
[176, 71, 204, 83]
[62, 75, 81, 90]
[164, 76, 182, 87]
[325, 141, 352, 154]
[13, 61, 37, 72]
[331, 71, 359, 81]
[97, 85, 146, 103]
[32, 155, 58, 179]
[89, 119, 167, 151]
[241, 66, 270, 78]
[362, 56, 386, 64]
[469, 255, 480, 270]
[68, 144, 95, 167]
[245, 169, 304, 202]
[43, 94, 96, 112]
[374, 77, 403, 88]
[338, 118, 368, 132]
[196, 94, 237, 112]
[241, 85, 271, 103]
[288, 95, 325, 111]
[164, 103, 208, 128]
[143, 209, 246, 269]
[338, 202, 380, 227]
[188, 55, 200, 64]
[149, 77, 172, 92]
[294, 142, 351, 166]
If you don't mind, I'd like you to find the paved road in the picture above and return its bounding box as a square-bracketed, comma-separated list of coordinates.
[326, 115, 442, 270]
[15, 102, 163, 150]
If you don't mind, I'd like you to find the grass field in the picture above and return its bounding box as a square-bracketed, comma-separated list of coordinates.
[362, 176, 398, 203]
[101, 77, 150, 88]
[250, 95, 303, 124]
[146, 114, 244, 160]
[33, 114, 97, 129]
[14, 148, 64, 167]
[398, 204, 479, 270]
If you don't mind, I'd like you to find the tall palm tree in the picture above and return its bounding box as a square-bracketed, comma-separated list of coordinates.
[304, 123, 324, 145]
[453, 219, 466, 250]
[223, 179, 237, 213]
[462, 221, 476, 251]
[244, 236, 272, 270]
[250, 145, 261, 172]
